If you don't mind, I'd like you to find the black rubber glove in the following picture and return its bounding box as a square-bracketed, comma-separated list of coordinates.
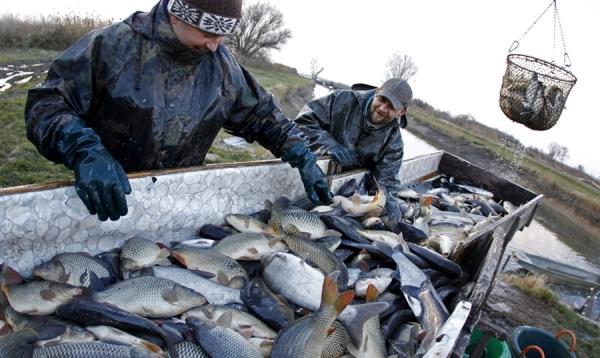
[57, 120, 131, 221]
[326, 144, 359, 168]
[385, 194, 403, 224]
[282, 142, 333, 205]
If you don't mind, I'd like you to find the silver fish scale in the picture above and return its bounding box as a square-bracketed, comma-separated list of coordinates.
[212, 232, 282, 259]
[93, 276, 200, 316]
[275, 209, 327, 238]
[55, 253, 111, 286]
[0, 330, 37, 357]
[321, 321, 350, 358]
[121, 238, 165, 269]
[6, 281, 79, 314]
[284, 235, 337, 273]
[170, 341, 209, 358]
[272, 308, 337, 357]
[150, 266, 242, 305]
[197, 325, 262, 358]
[32, 341, 152, 358]
[174, 246, 247, 279]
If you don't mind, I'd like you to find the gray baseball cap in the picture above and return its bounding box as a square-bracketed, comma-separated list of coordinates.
[378, 78, 413, 110]
[378, 78, 413, 128]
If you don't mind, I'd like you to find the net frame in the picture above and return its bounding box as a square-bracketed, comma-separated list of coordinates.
[499, 53, 577, 130]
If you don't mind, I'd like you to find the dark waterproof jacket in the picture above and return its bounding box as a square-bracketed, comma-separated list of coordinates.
[295, 89, 404, 192]
[25, 0, 304, 172]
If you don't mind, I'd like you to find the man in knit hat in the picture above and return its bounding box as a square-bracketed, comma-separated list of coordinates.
[295, 78, 413, 221]
[25, 0, 332, 222]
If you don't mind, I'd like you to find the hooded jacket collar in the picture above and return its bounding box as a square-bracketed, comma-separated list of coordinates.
[125, 0, 206, 64]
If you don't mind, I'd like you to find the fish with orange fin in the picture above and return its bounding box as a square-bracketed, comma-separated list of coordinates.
[271, 276, 355, 357]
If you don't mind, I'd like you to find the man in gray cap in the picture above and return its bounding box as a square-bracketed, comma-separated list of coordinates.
[295, 78, 413, 221]
[25, 0, 332, 222]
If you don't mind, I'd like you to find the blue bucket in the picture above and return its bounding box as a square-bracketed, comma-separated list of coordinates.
[508, 326, 576, 358]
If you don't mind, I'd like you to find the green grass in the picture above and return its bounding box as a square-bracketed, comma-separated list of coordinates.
[0, 48, 58, 63]
[0, 77, 72, 187]
[504, 274, 600, 357]
[245, 65, 312, 99]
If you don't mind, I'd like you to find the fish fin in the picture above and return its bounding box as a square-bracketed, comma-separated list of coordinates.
[190, 270, 216, 279]
[161, 288, 180, 305]
[321, 276, 338, 309]
[326, 326, 337, 336]
[217, 271, 230, 285]
[240, 328, 254, 339]
[247, 248, 259, 255]
[283, 224, 301, 236]
[351, 194, 361, 205]
[40, 289, 57, 301]
[346, 342, 361, 357]
[327, 271, 340, 284]
[416, 330, 427, 344]
[216, 312, 233, 328]
[357, 260, 370, 273]
[267, 236, 284, 248]
[86, 271, 105, 292]
[0, 323, 11, 335]
[264, 199, 273, 211]
[156, 242, 169, 250]
[60, 272, 71, 284]
[269, 211, 282, 235]
[323, 230, 342, 237]
[0, 265, 22, 294]
[342, 302, 389, 348]
[334, 291, 355, 314]
[139, 340, 163, 354]
[229, 276, 246, 289]
[365, 284, 379, 303]
[120, 258, 138, 272]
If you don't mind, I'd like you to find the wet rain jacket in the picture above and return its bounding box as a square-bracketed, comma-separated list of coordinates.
[295, 89, 404, 192]
[25, 0, 305, 172]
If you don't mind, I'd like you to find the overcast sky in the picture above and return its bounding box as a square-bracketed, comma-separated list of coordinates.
[3, 0, 599, 176]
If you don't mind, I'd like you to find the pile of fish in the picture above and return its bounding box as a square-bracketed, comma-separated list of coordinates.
[500, 72, 565, 125]
[0, 174, 516, 357]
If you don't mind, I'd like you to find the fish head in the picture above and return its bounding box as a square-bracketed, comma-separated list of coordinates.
[173, 284, 207, 307]
[3, 305, 29, 330]
[33, 260, 66, 283]
[48, 283, 83, 300]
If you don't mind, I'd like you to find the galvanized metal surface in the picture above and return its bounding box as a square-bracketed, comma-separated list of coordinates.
[424, 301, 472, 358]
[0, 160, 324, 275]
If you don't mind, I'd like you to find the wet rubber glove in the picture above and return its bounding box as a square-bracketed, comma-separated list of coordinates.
[282, 142, 333, 205]
[57, 120, 131, 221]
[385, 194, 403, 223]
[326, 144, 359, 168]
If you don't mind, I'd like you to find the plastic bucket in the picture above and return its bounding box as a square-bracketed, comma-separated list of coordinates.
[508, 326, 576, 358]
[463, 329, 511, 358]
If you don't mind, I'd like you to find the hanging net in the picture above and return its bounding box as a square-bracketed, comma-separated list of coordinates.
[499, 0, 577, 130]
[499, 54, 576, 130]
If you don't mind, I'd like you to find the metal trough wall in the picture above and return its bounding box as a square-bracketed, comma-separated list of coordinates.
[0, 152, 444, 275]
[0, 160, 320, 275]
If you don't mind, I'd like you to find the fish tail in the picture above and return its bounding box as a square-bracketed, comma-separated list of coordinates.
[139, 340, 164, 354]
[321, 276, 338, 309]
[334, 290, 355, 314]
[365, 284, 379, 303]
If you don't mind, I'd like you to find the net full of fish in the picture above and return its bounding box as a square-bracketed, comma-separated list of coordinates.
[0, 173, 515, 357]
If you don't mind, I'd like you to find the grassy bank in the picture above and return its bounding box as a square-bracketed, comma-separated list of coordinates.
[503, 274, 600, 357]
[409, 105, 600, 230]
[0, 48, 313, 188]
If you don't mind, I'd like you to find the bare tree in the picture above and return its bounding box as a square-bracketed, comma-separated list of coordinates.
[547, 142, 569, 162]
[228, 2, 292, 59]
[310, 58, 324, 80]
[384, 52, 418, 81]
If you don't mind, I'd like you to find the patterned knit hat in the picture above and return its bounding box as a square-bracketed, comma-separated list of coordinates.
[167, 0, 242, 36]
